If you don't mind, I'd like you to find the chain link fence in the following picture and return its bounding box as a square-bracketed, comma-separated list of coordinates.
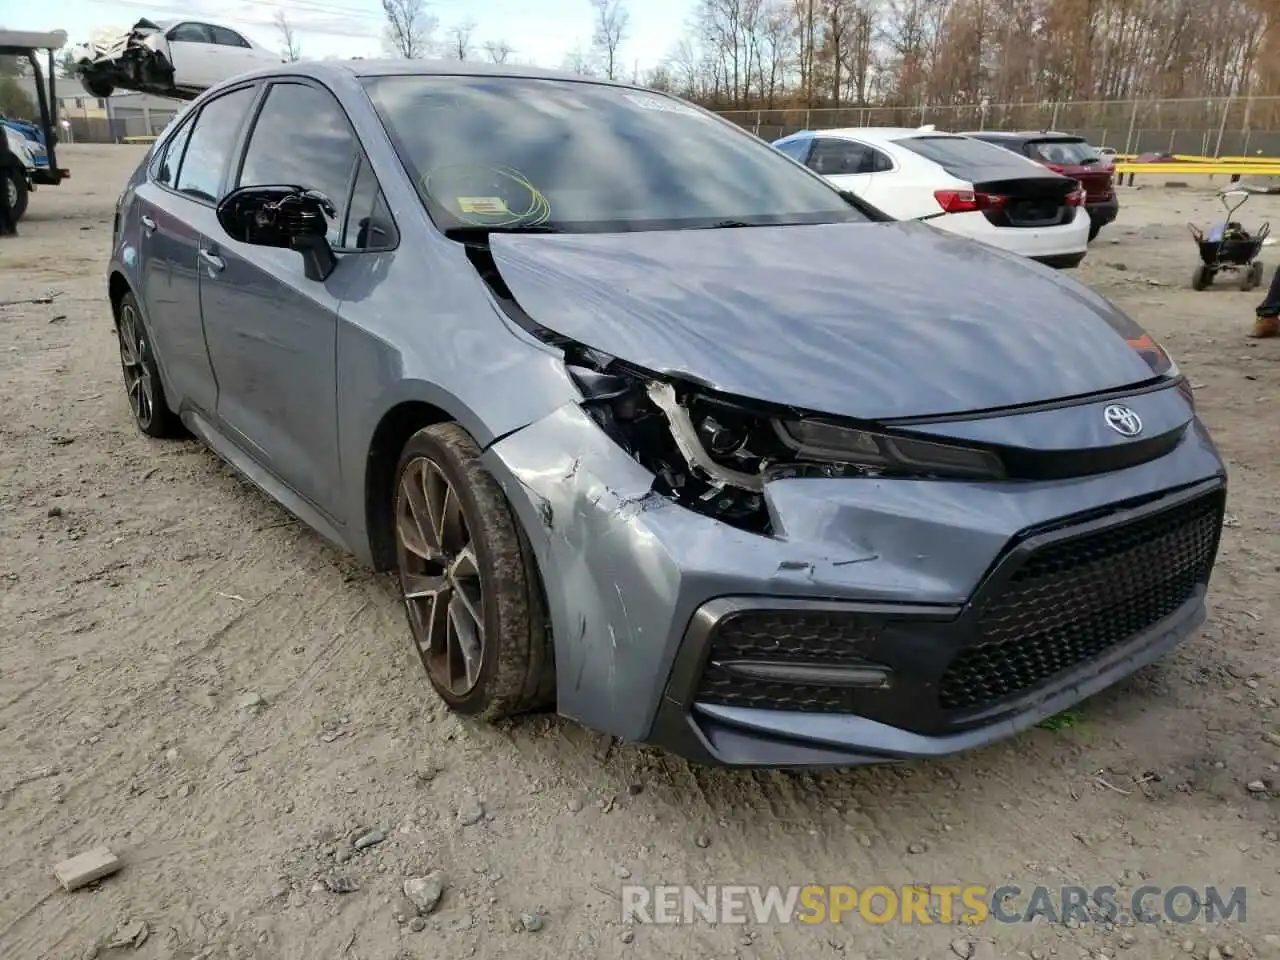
[717, 97, 1280, 156]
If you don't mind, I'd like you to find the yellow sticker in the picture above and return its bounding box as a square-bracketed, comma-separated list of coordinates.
[457, 196, 510, 215]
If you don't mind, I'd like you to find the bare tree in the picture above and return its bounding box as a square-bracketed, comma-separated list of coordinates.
[591, 0, 630, 80]
[273, 9, 303, 62]
[445, 21, 475, 60]
[562, 44, 600, 75]
[382, 0, 436, 59]
[482, 39, 515, 63]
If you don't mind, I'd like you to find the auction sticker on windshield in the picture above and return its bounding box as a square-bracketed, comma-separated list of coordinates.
[456, 196, 510, 215]
[623, 93, 704, 118]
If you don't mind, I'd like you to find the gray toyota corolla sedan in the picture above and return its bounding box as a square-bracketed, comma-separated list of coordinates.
[107, 60, 1227, 767]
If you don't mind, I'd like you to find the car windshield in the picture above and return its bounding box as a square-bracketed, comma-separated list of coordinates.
[363, 75, 869, 233]
[1027, 139, 1099, 165]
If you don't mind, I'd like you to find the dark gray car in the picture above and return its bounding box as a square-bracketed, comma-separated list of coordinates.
[107, 60, 1227, 767]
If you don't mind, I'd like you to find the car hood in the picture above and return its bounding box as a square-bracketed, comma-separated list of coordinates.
[489, 221, 1159, 421]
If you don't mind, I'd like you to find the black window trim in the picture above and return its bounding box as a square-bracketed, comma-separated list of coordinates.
[339, 155, 400, 252]
[231, 76, 400, 255]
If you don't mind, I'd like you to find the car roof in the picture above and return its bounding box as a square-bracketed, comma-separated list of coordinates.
[251, 57, 638, 86]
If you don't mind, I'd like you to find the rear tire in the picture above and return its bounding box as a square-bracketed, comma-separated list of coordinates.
[115, 292, 184, 438]
[393, 423, 555, 721]
[1242, 266, 1259, 291]
[1191, 265, 1212, 291]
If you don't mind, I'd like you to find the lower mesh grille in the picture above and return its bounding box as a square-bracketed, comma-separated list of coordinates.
[938, 489, 1224, 712]
[688, 488, 1224, 722]
[694, 610, 884, 713]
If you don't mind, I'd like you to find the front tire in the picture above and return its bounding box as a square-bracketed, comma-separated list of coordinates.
[1087, 219, 1102, 243]
[5, 167, 28, 223]
[393, 423, 554, 721]
[1191, 265, 1212, 290]
[115, 293, 183, 438]
[80, 70, 114, 99]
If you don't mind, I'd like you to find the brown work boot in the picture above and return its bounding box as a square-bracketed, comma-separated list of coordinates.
[1253, 314, 1280, 338]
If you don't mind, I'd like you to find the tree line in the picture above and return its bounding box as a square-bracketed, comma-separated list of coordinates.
[368, 0, 1280, 113]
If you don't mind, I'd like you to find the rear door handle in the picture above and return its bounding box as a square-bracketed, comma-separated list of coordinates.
[199, 247, 225, 272]
[140, 215, 156, 233]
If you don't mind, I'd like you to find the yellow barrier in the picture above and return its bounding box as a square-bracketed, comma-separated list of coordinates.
[1112, 161, 1280, 176]
[1112, 153, 1280, 165]
[121, 135, 157, 144]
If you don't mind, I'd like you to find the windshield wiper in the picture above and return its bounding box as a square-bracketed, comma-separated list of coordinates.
[444, 224, 565, 241]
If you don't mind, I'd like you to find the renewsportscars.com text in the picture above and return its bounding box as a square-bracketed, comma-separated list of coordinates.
[622, 884, 1247, 926]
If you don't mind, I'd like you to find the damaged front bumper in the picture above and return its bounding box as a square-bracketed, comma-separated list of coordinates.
[73, 20, 177, 99]
[482, 397, 1227, 768]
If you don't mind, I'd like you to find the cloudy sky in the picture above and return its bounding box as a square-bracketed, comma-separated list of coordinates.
[4, 0, 689, 71]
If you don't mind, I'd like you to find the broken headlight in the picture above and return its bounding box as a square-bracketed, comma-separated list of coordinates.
[773, 419, 1006, 480]
[575, 365, 1006, 535]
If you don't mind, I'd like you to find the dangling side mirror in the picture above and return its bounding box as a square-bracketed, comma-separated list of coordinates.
[216, 185, 339, 282]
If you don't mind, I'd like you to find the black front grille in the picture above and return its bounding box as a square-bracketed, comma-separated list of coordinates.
[694, 610, 885, 713]
[939, 490, 1225, 713]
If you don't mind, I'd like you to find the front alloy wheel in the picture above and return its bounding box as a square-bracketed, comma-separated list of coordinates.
[397, 456, 487, 696]
[392, 423, 555, 720]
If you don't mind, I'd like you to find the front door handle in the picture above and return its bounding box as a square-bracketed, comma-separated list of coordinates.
[140, 215, 156, 233]
[199, 247, 225, 272]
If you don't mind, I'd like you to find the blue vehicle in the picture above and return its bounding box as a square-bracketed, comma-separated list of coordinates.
[0, 29, 71, 221]
[2, 119, 50, 168]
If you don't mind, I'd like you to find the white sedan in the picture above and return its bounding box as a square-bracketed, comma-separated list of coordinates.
[773, 127, 1091, 268]
[71, 18, 284, 100]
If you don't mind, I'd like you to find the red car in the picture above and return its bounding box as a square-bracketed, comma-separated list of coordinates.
[964, 131, 1118, 242]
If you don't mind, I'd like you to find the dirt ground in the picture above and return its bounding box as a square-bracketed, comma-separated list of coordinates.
[2, 144, 1279, 960]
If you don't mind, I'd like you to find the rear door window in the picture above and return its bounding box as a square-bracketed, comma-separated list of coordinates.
[167, 23, 213, 44]
[173, 86, 257, 202]
[807, 138, 872, 175]
[150, 115, 194, 186]
[868, 147, 894, 172]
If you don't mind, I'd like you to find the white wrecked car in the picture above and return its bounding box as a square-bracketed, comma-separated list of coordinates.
[71, 19, 284, 99]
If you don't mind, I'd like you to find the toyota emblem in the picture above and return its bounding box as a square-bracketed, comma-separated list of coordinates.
[1103, 404, 1143, 437]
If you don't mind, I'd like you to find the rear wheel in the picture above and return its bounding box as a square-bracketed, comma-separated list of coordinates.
[116, 293, 183, 438]
[1191, 265, 1212, 290]
[393, 423, 554, 720]
[1241, 265, 1260, 291]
